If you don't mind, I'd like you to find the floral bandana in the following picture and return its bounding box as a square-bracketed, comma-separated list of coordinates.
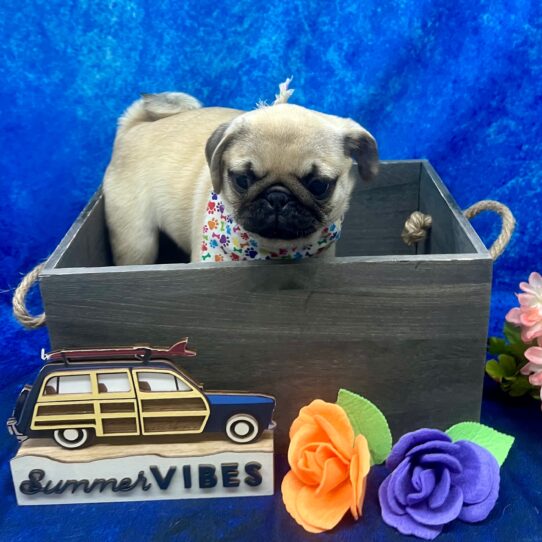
[201, 192, 342, 262]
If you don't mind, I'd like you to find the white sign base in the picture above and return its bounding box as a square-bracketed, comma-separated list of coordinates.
[11, 432, 274, 505]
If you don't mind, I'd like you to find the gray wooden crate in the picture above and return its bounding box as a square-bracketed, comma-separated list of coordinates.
[39, 160, 492, 450]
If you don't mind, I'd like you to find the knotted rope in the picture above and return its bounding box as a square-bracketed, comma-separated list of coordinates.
[401, 212, 433, 246]
[401, 199, 515, 260]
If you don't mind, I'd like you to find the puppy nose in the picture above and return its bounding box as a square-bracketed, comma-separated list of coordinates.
[265, 189, 291, 210]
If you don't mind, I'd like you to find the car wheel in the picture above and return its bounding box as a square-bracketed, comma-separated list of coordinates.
[225, 414, 259, 444]
[53, 428, 91, 449]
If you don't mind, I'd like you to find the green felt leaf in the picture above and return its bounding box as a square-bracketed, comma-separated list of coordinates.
[336, 389, 392, 465]
[530, 388, 541, 400]
[504, 322, 523, 345]
[485, 359, 505, 382]
[446, 422, 515, 467]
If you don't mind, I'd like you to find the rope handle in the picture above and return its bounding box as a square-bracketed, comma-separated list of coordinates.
[401, 199, 515, 260]
[463, 200, 516, 260]
[12, 262, 47, 329]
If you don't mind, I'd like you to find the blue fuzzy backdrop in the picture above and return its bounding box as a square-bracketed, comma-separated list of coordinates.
[1, 2, 541, 541]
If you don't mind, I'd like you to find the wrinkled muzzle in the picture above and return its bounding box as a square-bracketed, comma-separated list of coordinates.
[237, 186, 321, 240]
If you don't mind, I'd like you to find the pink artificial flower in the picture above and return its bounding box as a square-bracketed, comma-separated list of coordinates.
[506, 272, 542, 342]
[523, 338, 542, 388]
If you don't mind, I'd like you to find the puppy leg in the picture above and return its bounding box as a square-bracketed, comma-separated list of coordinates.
[104, 183, 159, 265]
[107, 220, 159, 266]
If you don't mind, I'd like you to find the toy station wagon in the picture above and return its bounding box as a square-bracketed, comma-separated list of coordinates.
[7, 340, 275, 449]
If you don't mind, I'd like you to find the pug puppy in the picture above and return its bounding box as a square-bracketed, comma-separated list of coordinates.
[103, 92, 378, 265]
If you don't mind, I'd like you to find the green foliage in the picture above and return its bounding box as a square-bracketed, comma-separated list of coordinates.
[486, 322, 540, 400]
[336, 389, 392, 465]
[502, 374, 536, 397]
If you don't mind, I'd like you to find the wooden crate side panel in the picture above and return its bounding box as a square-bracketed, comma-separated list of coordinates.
[41, 258, 492, 449]
[336, 161, 421, 257]
[49, 191, 112, 269]
[419, 162, 488, 256]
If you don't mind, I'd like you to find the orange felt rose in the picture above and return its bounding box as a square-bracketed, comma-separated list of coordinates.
[281, 399, 371, 533]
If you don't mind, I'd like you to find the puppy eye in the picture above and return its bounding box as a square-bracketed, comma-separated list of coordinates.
[307, 179, 332, 198]
[230, 172, 254, 192]
[235, 174, 250, 190]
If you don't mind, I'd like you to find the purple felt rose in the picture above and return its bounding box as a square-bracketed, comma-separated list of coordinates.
[378, 429, 500, 540]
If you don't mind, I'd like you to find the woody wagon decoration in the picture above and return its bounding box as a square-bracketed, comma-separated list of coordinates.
[8, 339, 276, 505]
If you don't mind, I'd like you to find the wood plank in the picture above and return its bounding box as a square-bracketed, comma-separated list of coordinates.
[41, 256, 492, 450]
[102, 418, 137, 434]
[37, 404, 94, 415]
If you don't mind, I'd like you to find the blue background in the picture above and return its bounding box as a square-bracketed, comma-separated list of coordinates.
[1, 1, 541, 541]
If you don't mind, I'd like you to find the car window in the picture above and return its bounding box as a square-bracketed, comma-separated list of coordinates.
[97, 372, 131, 393]
[44, 374, 92, 395]
[137, 372, 191, 392]
[43, 376, 58, 395]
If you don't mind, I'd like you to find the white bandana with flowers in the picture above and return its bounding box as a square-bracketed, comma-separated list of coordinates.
[201, 192, 342, 262]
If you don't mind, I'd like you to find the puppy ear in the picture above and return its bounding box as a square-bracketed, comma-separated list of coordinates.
[205, 122, 233, 193]
[343, 126, 379, 182]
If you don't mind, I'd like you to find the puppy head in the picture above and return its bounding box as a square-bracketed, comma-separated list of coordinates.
[205, 104, 378, 242]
